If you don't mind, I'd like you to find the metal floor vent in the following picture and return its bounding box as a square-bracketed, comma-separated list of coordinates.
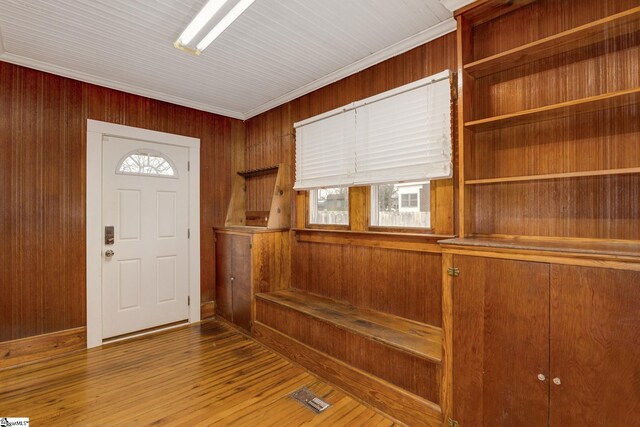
[290, 387, 331, 413]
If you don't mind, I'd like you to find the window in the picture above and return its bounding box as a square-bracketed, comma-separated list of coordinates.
[370, 181, 430, 229]
[400, 193, 418, 209]
[293, 70, 452, 190]
[309, 187, 349, 225]
[117, 150, 177, 177]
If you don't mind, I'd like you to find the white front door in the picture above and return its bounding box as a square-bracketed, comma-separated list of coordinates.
[101, 136, 190, 339]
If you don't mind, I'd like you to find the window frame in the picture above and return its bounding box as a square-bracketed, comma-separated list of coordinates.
[304, 189, 351, 230]
[367, 182, 433, 234]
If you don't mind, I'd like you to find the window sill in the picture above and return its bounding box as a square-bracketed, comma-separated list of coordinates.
[292, 228, 455, 253]
[367, 226, 433, 234]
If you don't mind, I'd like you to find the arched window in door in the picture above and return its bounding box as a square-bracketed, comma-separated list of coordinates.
[116, 149, 178, 178]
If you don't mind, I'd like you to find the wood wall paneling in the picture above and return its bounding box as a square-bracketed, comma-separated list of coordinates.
[0, 61, 237, 343]
[291, 238, 443, 326]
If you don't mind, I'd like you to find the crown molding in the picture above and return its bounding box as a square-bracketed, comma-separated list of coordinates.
[439, 0, 476, 13]
[243, 18, 457, 119]
[0, 52, 245, 120]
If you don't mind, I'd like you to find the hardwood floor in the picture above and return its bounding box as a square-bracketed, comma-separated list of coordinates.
[0, 320, 395, 426]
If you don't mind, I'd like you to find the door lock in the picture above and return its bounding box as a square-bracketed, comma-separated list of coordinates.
[105, 226, 115, 245]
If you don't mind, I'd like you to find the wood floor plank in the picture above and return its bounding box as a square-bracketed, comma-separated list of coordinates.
[0, 320, 394, 426]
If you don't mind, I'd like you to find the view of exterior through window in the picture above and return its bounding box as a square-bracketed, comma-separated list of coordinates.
[117, 150, 177, 177]
[309, 187, 349, 225]
[371, 181, 430, 228]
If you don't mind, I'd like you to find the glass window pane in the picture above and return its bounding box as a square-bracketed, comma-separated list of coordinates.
[309, 187, 349, 225]
[117, 150, 177, 178]
[370, 181, 430, 228]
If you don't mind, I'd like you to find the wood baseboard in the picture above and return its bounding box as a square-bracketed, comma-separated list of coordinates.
[0, 327, 86, 370]
[200, 301, 216, 319]
[253, 322, 442, 427]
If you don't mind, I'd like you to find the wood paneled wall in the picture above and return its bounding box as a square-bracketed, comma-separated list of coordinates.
[291, 238, 443, 326]
[0, 61, 240, 342]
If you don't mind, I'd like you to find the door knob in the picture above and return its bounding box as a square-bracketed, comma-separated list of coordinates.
[105, 249, 115, 258]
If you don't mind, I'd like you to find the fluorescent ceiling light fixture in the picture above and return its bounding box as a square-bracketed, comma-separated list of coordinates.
[175, 0, 255, 55]
[196, 0, 255, 52]
[176, 0, 228, 46]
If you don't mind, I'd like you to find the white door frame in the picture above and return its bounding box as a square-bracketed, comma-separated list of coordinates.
[86, 119, 201, 348]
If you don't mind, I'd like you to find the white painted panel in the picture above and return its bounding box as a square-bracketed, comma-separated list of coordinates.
[118, 190, 141, 240]
[118, 259, 140, 310]
[157, 191, 176, 239]
[157, 256, 177, 303]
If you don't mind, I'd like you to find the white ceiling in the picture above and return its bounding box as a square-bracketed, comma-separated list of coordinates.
[0, 0, 457, 119]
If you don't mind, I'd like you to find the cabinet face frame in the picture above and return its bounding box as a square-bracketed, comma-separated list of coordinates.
[214, 233, 234, 322]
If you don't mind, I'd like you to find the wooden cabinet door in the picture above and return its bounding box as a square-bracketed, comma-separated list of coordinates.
[453, 255, 550, 427]
[550, 265, 640, 426]
[230, 234, 252, 332]
[215, 232, 234, 322]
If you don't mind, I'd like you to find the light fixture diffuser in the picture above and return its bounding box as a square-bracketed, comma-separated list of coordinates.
[196, 0, 255, 52]
[176, 0, 228, 47]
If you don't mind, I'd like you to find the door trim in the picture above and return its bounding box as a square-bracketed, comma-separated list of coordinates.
[86, 119, 201, 348]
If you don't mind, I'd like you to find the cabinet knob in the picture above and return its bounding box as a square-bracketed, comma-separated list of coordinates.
[553, 377, 561, 385]
[230, 277, 234, 282]
[537, 374, 546, 381]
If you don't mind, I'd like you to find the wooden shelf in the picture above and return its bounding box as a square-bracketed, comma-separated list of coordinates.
[465, 87, 640, 132]
[439, 236, 640, 262]
[256, 289, 442, 363]
[465, 167, 640, 185]
[225, 163, 291, 229]
[236, 164, 279, 178]
[464, 6, 640, 78]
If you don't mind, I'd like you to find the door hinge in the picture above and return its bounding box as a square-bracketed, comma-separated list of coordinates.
[447, 267, 460, 277]
[188, 296, 191, 306]
[188, 161, 190, 172]
[448, 418, 460, 427]
[188, 228, 190, 239]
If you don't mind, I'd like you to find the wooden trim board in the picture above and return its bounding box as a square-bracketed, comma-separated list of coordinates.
[0, 327, 87, 370]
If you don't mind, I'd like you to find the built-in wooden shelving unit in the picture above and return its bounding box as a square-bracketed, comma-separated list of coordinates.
[464, 6, 640, 77]
[456, 1, 640, 243]
[465, 167, 640, 185]
[465, 87, 640, 132]
[225, 163, 291, 229]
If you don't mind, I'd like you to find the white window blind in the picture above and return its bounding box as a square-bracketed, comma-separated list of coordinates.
[294, 70, 452, 190]
[294, 109, 356, 189]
